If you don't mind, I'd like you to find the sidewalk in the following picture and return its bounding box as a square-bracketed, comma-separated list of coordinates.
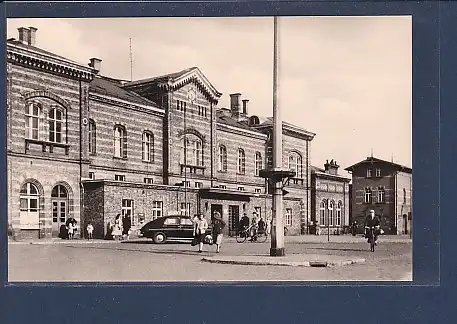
[225, 234, 412, 244]
[202, 254, 366, 268]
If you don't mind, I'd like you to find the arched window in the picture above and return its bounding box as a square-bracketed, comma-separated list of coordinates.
[288, 152, 303, 178]
[328, 200, 334, 226]
[49, 108, 64, 143]
[237, 148, 246, 174]
[180, 134, 203, 166]
[142, 131, 154, 162]
[113, 125, 127, 158]
[336, 201, 342, 226]
[319, 200, 326, 225]
[20, 182, 40, 228]
[377, 186, 385, 203]
[218, 145, 227, 172]
[364, 187, 372, 203]
[255, 152, 262, 176]
[25, 102, 41, 140]
[88, 119, 96, 154]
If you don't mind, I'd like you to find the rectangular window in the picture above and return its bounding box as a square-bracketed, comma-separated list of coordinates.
[25, 103, 40, 140]
[88, 120, 96, 154]
[195, 182, 203, 188]
[180, 202, 191, 216]
[376, 168, 382, 177]
[144, 178, 154, 184]
[285, 208, 292, 226]
[254, 188, 262, 193]
[183, 181, 190, 187]
[115, 174, 125, 181]
[152, 201, 163, 220]
[219, 185, 227, 189]
[237, 186, 245, 191]
[89, 172, 95, 180]
[122, 199, 134, 224]
[366, 168, 372, 177]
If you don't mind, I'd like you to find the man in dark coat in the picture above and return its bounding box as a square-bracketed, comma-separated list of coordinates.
[364, 209, 381, 244]
[212, 211, 226, 253]
[239, 213, 250, 231]
[122, 214, 132, 240]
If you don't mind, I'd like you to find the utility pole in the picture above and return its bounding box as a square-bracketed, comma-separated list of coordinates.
[129, 37, 133, 82]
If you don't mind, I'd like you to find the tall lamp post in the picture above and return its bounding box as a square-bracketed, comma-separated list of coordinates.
[259, 16, 294, 257]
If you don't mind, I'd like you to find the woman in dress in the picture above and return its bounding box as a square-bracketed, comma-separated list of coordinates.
[112, 214, 123, 241]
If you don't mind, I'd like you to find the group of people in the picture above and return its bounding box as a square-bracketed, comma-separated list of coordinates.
[58, 216, 78, 240]
[108, 214, 132, 241]
[238, 212, 267, 241]
[192, 211, 226, 253]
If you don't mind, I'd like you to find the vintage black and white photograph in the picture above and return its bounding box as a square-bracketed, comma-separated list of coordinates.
[6, 16, 412, 282]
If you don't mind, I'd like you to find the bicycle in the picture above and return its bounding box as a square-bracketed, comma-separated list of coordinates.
[236, 225, 268, 243]
[365, 226, 378, 252]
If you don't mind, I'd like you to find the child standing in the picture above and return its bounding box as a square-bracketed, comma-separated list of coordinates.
[67, 221, 74, 240]
[87, 222, 94, 240]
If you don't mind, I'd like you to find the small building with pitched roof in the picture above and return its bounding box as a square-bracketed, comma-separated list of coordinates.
[345, 156, 412, 235]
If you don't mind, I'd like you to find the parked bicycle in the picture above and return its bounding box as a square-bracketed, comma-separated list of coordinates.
[236, 224, 268, 243]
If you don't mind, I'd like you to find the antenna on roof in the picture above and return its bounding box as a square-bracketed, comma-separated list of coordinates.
[129, 37, 133, 82]
[391, 153, 394, 163]
[370, 148, 373, 158]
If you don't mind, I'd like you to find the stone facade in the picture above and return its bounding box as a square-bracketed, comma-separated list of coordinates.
[345, 156, 412, 235]
[311, 160, 351, 235]
[7, 30, 94, 239]
[7, 27, 317, 240]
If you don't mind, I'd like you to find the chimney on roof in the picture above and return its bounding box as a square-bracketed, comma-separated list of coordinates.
[230, 93, 241, 118]
[88, 58, 102, 73]
[324, 159, 340, 175]
[28, 27, 37, 46]
[242, 99, 249, 115]
[17, 27, 30, 45]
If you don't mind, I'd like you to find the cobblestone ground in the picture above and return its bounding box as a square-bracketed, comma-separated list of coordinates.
[8, 240, 412, 282]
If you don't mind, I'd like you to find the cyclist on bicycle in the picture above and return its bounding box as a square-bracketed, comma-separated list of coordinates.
[364, 209, 381, 245]
[239, 213, 250, 232]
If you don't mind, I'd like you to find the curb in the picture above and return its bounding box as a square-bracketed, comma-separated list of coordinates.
[201, 257, 366, 268]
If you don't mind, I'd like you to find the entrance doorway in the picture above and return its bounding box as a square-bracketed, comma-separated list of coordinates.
[51, 185, 68, 237]
[228, 205, 240, 237]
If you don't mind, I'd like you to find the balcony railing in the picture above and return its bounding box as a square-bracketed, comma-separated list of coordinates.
[180, 163, 205, 175]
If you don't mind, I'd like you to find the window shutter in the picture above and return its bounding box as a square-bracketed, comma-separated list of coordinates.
[122, 128, 127, 159]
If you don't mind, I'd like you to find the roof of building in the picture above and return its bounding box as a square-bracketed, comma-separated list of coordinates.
[7, 38, 88, 69]
[344, 156, 412, 173]
[216, 109, 265, 133]
[124, 67, 197, 86]
[89, 76, 159, 107]
[255, 117, 316, 138]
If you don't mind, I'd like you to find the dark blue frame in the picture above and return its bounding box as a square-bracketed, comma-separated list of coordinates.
[1, 1, 453, 323]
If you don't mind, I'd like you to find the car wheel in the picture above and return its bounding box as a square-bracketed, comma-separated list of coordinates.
[153, 232, 167, 244]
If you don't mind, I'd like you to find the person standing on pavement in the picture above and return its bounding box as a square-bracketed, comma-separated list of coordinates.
[193, 213, 208, 253]
[212, 211, 226, 253]
[112, 214, 123, 241]
[86, 222, 94, 240]
[122, 214, 132, 240]
[315, 220, 320, 236]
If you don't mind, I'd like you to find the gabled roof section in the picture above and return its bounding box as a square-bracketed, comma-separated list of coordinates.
[90, 76, 160, 108]
[123, 67, 222, 104]
[216, 109, 267, 138]
[7, 38, 95, 81]
[344, 156, 412, 173]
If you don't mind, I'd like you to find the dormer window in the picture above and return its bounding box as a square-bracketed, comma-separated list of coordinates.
[367, 168, 372, 177]
[376, 168, 381, 177]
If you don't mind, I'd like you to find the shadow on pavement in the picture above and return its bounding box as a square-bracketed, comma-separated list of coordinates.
[65, 244, 212, 257]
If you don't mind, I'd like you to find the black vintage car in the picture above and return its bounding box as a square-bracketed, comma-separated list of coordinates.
[139, 215, 212, 244]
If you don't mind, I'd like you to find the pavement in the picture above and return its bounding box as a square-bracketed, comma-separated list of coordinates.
[7, 234, 410, 269]
[201, 253, 366, 267]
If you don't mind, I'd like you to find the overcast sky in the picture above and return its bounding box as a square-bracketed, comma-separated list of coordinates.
[7, 17, 412, 175]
